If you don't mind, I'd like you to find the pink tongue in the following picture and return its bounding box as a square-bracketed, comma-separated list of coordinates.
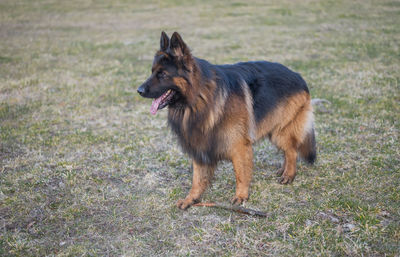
[150, 95, 163, 115]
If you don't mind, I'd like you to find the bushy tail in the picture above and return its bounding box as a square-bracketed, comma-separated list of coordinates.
[299, 126, 317, 164]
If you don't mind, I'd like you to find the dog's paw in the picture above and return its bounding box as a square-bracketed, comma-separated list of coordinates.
[176, 198, 197, 210]
[231, 195, 248, 205]
[278, 175, 295, 184]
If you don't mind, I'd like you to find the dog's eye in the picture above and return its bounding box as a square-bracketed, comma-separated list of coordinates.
[157, 71, 168, 80]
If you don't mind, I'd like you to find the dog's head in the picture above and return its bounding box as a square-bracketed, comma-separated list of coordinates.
[137, 32, 195, 114]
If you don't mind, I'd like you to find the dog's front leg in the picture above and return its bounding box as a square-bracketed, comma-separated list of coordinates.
[176, 160, 215, 210]
[231, 139, 253, 205]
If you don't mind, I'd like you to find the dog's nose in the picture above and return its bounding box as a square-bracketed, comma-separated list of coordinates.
[137, 86, 145, 95]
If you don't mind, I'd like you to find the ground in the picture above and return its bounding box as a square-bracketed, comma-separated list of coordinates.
[0, 0, 399, 256]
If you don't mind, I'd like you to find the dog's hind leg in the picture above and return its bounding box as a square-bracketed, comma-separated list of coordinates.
[277, 145, 298, 184]
[273, 99, 313, 184]
[176, 161, 215, 210]
[266, 91, 313, 184]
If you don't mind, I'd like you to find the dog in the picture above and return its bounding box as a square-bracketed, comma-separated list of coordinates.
[138, 32, 316, 210]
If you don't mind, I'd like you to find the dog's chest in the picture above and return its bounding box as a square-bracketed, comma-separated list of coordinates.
[168, 118, 224, 164]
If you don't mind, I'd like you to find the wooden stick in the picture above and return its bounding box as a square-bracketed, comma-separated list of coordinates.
[193, 202, 268, 217]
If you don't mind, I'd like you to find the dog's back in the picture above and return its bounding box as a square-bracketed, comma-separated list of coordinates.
[217, 61, 308, 121]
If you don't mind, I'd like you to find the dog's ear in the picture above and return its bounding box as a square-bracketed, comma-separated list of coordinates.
[160, 31, 170, 51]
[169, 32, 190, 57]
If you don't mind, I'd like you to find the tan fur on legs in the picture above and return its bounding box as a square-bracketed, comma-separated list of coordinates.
[259, 92, 314, 184]
[278, 147, 298, 184]
[176, 161, 215, 210]
[230, 139, 253, 205]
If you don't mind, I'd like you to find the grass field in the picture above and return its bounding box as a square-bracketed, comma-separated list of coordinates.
[1, 0, 399, 256]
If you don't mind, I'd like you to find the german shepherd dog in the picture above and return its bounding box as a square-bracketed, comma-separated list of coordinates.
[138, 32, 316, 210]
